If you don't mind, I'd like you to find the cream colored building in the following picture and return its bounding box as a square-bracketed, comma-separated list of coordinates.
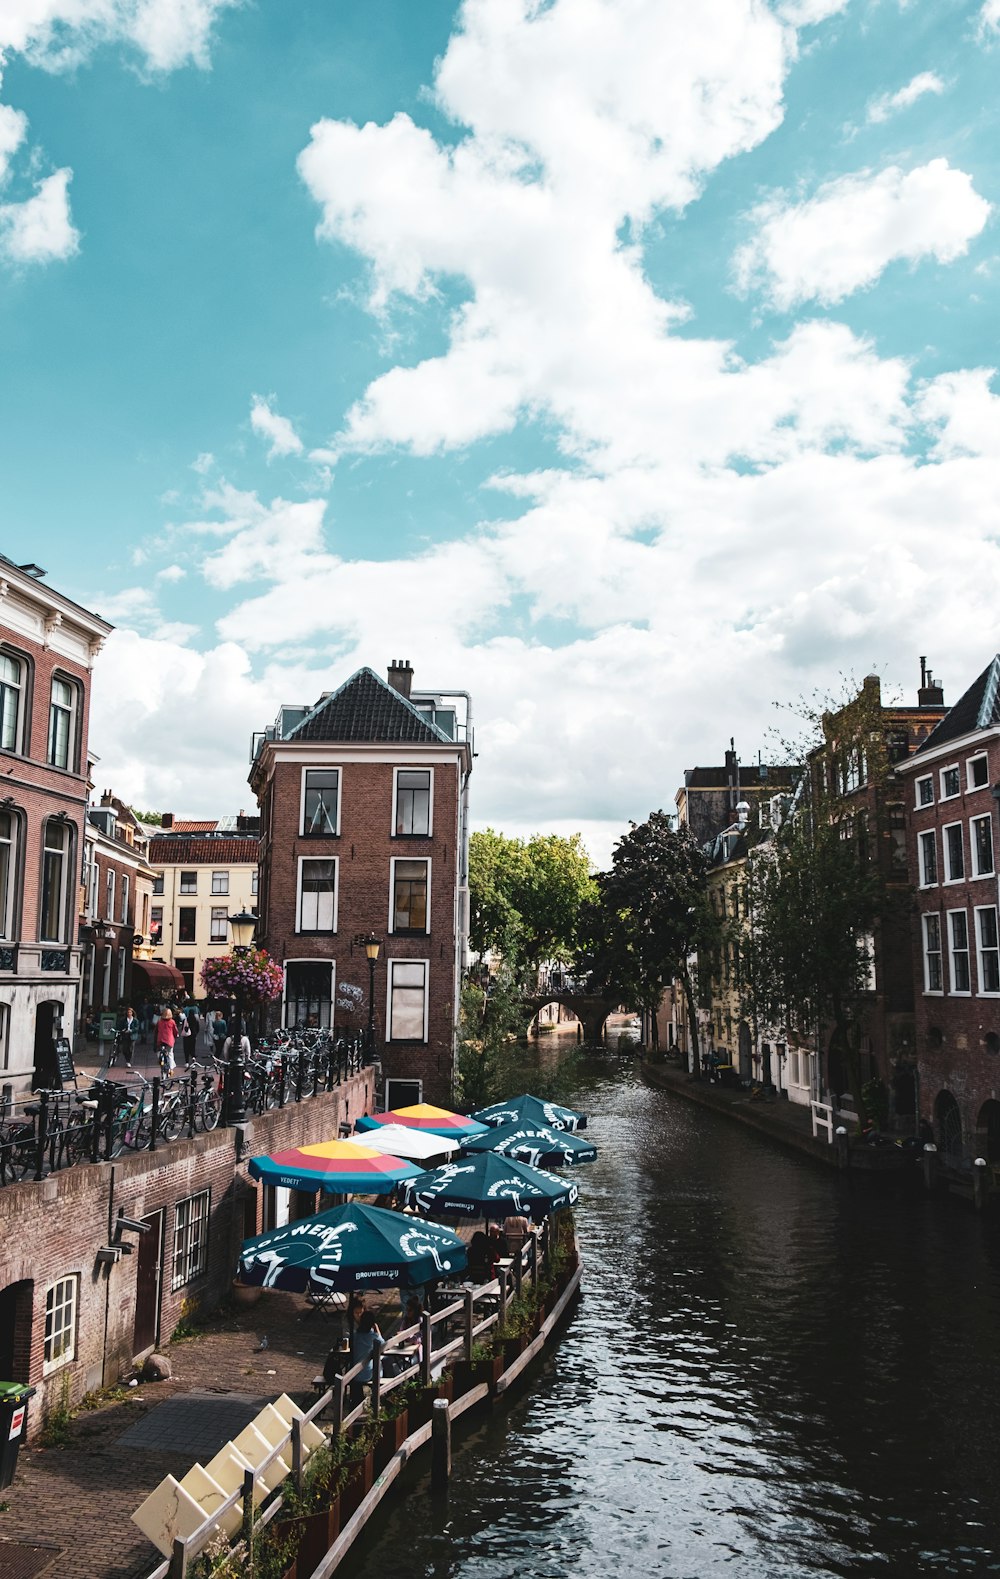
[147, 815, 259, 1000]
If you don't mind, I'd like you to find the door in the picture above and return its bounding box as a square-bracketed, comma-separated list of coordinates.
[133, 1210, 162, 1355]
[738, 1023, 752, 1082]
[0, 1281, 32, 1382]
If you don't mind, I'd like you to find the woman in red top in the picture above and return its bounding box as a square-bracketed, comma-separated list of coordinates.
[155, 1008, 179, 1074]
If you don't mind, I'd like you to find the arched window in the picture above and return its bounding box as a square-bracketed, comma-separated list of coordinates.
[0, 810, 19, 940]
[40, 820, 69, 942]
[47, 676, 78, 770]
[0, 653, 24, 754]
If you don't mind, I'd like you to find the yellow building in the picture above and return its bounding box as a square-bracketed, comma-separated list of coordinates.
[147, 815, 258, 999]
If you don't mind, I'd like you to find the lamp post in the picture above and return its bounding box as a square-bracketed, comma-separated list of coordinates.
[224, 907, 257, 1127]
[362, 933, 381, 1060]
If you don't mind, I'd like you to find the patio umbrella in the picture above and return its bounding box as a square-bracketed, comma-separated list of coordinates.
[463, 1120, 598, 1168]
[471, 1092, 588, 1132]
[352, 1122, 462, 1163]
[401, 1150, 578, 1221]
[236, 1201, 468, 1293]
[248, 1138, 425, 1194]
[356, 1103, 489, 1140]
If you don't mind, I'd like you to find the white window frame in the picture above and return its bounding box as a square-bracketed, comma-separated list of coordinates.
[971, 814, 994, 878]
[179, 871, 197, 894]
[47, 674, 77, 771]
[942, 821, 965, 883]
[967, 753, 990, 792]
[106, 868, 115, 923]
[117, 947, 127, 999]
[940, 764, 961, 801]
[210, 906, 229, 943]
[0, 810, 17, 941]
[150, 905, 163, 946]
[299, 766, 341, 838]
[975, 905, 1000, 996]
[923, 913, 943, 994]
[389, 855, 431, 935]
[172, 1189, 210, 1291]
[40, 819, 69, 943]
[392, 766, 434, 838]
[177, 906, 197, 945]
[948, 909, 971, 996]
[282, 958, 336, 1030]
[915, 775, 934, 808]
[120, 872, 129, 925]
[296, 855, 339, 933]
[918, 830, 938, 888]
[0, 649, 25, 754]
[386, 957, 429, 1042]
[211, 870, 229, 895]
[43, 1275, 78, 1373]
[251, 870, 259, 895]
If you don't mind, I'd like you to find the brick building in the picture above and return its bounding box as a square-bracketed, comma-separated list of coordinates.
[675, 744, 798, 846]
[0, 559, 112, 1092]
[250, 661, 473, 1107]
[147, 815, 259, 1000]
[898, 655, 1000, 1164]
[79, 793, 157, 1038]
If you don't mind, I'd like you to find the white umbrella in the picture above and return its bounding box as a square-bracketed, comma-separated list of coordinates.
[348, 1123, 461, 1162]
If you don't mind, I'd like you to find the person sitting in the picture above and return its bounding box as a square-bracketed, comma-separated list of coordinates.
[467, 1228, 490, 1280]
[349, 1311, 384, 1405]
[486, 1223, 507, 1266]
[503, 1213, 530, 1258]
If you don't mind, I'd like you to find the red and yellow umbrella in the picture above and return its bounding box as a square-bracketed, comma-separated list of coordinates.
[248, 1137, 425, 1193]
[356, 1103, 489, 1140]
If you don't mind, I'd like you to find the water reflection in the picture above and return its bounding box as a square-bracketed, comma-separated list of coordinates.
[346, 1061, 1000, 1578]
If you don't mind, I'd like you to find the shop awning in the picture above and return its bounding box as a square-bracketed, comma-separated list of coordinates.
[131, 960, 186, 996]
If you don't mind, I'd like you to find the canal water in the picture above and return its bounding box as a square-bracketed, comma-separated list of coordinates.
[347, 1056, 1000, 1577]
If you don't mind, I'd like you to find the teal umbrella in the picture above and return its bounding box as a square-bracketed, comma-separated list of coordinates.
[471, 1092, 588, 1132]
[463, 1120, 598, 1168]
[401, 1150, 578, 1221]
[236, 1201, 467, 1294]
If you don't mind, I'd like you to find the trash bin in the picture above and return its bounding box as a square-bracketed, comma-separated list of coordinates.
[0, 1382, 35, 1489]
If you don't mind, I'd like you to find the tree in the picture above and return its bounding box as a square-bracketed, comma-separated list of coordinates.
[580, 811, 719, 1057]
[468, 829, 596, 972]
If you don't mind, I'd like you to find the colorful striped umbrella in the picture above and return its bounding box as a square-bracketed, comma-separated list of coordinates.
[356, 1103, 489, 1140]
[471, 1092, 588, 1132]
[237, 1201, 468, 1293]
[248, 1138, 425, 1194]
[401, 1150, 578, 1221]
[463, 1120, 598, 1168]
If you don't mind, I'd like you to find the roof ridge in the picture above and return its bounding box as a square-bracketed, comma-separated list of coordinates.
[286, 666, 449, 745]
[978, 655, 1000, 729]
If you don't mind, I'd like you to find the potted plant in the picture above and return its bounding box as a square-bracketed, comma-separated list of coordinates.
[407, 1374, 453, 1431]
[339, 1418, 379, 1523]
[373, 1389, 410, 1474]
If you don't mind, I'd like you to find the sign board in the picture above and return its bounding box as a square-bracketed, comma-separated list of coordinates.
[8, 1406, 24, 1442]
[55, 1038, 76, 1090]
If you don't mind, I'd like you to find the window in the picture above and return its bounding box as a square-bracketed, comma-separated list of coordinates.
[923, 914, 943, 992]
[284, 959, 334, 1029]
[972, 815, 994, 877]
[0, 1003, 10, 1068]
[106, 869, 115, 922]
[121, 873, 130, 924]
[886, 728, 909, 765]
[388, 959, 428, 1041]
[117, 947, 126, 999]
[179, 871, 197, 894]
[296, 858, 338, 932]
[178, 907, 196, 944]
[391, 858, 429, 933]
[44, 1276, 78, 1370]
[211, 871, 229, 895]
[843, 748, 865, 793]
[0, 652, 24, 753]
[40, 819, 68, 942]
[175, 958, 194, 996]
[301, 769, 339, 836]
[944, 823, 965, 882]
[918, 831, 938, 887]
[949, 911, 971, 993]
[172, 1190, 210, 1290]
[152, 873, 164, 895]
[251, 870, 259, 895]
[941, 765, 960, 800]
[150, 906, 162, 945]
[968, 754, 990, 790]
[916, 776, 934, 808]
[210, 906, 228, 942]
[888, 804, 907, 875]
[0, 811, 17, 939]
[394, 769, 432, 836]
[47, 676, 77, 770]
[977, 907, 1000, 994]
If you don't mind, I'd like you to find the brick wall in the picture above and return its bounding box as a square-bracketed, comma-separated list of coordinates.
[0, 1065, 374, 1437]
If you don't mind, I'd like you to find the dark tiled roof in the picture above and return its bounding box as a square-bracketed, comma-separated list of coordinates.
[289, 667, 447, 744]
[916, 656, 1000, 754]
[149, 836, 258, 864]
[683, 764, 799, 789]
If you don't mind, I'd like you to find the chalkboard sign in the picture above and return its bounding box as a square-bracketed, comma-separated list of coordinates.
[54, 1038, 76, 1089]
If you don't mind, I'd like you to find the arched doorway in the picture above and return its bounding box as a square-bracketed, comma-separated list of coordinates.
[977, 1099, 1000, 1163]
[738, 1022, 752, 1082]
[934, 1089, 963, 1161]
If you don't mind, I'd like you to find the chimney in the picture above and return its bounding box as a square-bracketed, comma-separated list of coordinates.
[918, 657, 945, 708]
[724, 740, 739, 810]
[161, 813, 174, 829]
[387, 659, 414, 699]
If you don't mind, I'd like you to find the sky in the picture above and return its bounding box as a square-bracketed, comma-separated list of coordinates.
[3, 0, 1000, 868]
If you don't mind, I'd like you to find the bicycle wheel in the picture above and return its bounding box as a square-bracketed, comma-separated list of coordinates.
[62, 1115, 93, 1167]
[160, 1099, 185, 1141]
[124, 1110, 150, 1150]
[199, 1089, 222, 1131]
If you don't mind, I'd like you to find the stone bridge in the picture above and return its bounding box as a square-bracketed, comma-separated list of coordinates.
[521, 991, 620, 1046]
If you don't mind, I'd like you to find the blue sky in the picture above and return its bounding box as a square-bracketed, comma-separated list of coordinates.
[3, 0, 1000, 861]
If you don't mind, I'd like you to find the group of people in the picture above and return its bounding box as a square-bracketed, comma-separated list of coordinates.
[103, 1001, 248, 1075]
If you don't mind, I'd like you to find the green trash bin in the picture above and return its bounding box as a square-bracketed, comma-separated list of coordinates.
[0, 1382, 35, 1489]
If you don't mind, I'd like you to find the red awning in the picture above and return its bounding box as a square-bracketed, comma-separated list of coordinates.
[131, 960, 186, 995]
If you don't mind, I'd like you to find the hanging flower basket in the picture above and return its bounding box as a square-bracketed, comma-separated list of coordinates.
[200, 949, 284, 1003]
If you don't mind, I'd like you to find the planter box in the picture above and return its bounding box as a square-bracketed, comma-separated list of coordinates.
[407, 1379, 452, 1431]
[374, 1409, 408, 1474]
[276, 1503, 341, 1577]
[339, 1449, 374, 1523]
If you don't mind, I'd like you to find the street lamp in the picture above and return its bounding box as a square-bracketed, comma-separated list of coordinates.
[362, 933, 381, 1059]
[224, 908, 257, 1126]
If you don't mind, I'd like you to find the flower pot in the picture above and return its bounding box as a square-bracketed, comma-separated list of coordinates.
[373, 1409, 408, 1474]
[230, 1280, 264, 1309]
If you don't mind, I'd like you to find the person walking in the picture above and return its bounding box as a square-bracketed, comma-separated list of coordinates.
[185, 1002, 201, 1065]
[155, 1007, 179, 1076]
[122, 1006, 141, 1070]
[177, 1006, 193, 1068]
[212, 1010, 228, 1059]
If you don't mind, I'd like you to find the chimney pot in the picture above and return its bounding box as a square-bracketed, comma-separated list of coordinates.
[387, 660, 414, 699]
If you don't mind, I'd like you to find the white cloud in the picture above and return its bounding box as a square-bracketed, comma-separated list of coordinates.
[917, 368, 1000, 459]
[0, 168, 78, 263]
[0, 104, 27, 185]
[156, 563, 187, 582]
[733, 159, 991, 309]
[979, 0, 1000, 37]
[249, 394, 304, 461]
[866, 71, 945, 124]
[0, 0, 241, 74]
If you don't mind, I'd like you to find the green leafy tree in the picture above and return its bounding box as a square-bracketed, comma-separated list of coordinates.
[468, 829, 596, 972]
